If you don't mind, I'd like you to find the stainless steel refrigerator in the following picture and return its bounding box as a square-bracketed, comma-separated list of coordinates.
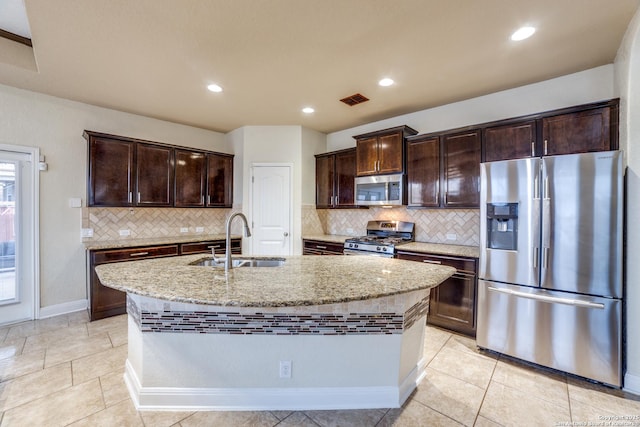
[477, 151, 623, 387]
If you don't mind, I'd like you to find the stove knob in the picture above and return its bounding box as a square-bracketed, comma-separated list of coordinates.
[382, 247, 387, 252]
[354, 243, 358, 249]
[376, 246, 381, 251]
[348, 243, 353, 248]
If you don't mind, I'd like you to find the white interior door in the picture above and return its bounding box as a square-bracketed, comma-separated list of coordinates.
[0, 148, 37, 325]
[250, 165, 292, 256]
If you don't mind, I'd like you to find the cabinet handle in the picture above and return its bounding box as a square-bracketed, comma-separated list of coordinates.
[316, 245, 327, 249]
[129, 252, 149, 257]
[207, 195, 211, 205]
[544, 139, 548, 155]
[128, 192, 132, 204]
[207, 245, 221, 249]
[137, 192, 141, 203]
[531, 141, 535, 157]
[201, 195, 205, 205]
[422, 259, 442, 264]
[377, 160, 380, 171]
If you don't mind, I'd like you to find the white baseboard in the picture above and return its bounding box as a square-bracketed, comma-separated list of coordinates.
[624, 372, 640, 395]
[38, 299, 87, 319]
[125, 359, 423, 411]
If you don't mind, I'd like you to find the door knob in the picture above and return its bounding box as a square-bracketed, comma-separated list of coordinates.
[284, 232, 289, 237]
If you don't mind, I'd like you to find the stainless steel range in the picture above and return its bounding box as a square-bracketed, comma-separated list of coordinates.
[344, 221, 415, 257]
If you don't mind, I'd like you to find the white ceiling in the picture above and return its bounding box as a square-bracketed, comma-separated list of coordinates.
[0, 0, 637, 134]
[0, 0, 31, 39]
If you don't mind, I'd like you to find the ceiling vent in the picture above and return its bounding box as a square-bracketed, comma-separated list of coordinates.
[339, 93, 369, 106]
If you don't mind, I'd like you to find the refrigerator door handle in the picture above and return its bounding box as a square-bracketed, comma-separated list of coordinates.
[487, 286, 605, 309]
[542, 247, 549, 269]
[533, 249, 538, 268]
[543, 176, 550, 200]
[533, 175, 540, 199]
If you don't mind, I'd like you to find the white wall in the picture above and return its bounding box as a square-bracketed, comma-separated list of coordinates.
[615, 7, 640, 394]
[301, 127, 327, 205]
[327, 65, 616, 151]
[0, 84, 227, 311]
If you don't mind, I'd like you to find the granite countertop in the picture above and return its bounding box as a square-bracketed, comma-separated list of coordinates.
[302, 234, 353, 244]
[301, 234, 479, 258]
[84, 234, 241, 250]
[397, 242, 480, 258]
[95, 254, 455, 307]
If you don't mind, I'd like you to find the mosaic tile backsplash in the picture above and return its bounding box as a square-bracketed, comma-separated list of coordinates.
[302, 205, 479, 246]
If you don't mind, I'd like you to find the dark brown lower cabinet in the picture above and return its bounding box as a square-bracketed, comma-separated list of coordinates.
[87, 239, 241, 321]
[396, 251, 478, 337]
[302, 239, 344, 255]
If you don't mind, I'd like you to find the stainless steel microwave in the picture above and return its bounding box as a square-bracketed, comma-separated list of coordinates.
[354, 174, 404, 206]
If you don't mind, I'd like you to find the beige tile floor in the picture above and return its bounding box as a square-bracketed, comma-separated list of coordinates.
[0, 312, 638, 426]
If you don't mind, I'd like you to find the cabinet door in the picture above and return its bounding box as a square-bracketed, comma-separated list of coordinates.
[175, 150, 206, 207]
[207, 154, 233, 207]
[542, 107, 612, 156]
[355, 136, 379, 176]
[88, 137, 134, 206]
[334, 149, 356, 206]
[303, 240, 344, 255]
[406, 136, 440, 207]
[443, 131, 481, 207]
[89, 245, 179, 320]
[180, 239, 241, 255]
[396, 251, 477, 337]
[483, 121, 536, 162]
[315, 154, 335, 208]
[136, 143, 173, 206]
[377, 133, 403, 174]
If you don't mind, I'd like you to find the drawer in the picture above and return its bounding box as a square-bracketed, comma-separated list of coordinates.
[303, 240, 344, 255]
[92, 245, 179, 264]
[396, 251, 477, 274]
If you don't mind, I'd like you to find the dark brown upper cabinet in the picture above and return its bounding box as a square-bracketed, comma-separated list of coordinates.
[442, 130, 481, 208]
[136, 143, 174, 206]
[354, 125, 418, 176]
[87, 135, 135, 207]
[406, 135, 440, 207]
[483, 120, 537, 162]
[206, 153, 233, 207]
[315, 148, 358, 208]
[542, 106, 614, 156]
[85, 131, 233, 208]
[175, 150, 207, 207]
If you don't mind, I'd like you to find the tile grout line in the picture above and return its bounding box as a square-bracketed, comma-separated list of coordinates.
[471, 351, 501, 427]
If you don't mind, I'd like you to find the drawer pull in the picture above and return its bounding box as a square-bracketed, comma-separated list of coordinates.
[207, 245, 221, 249]
[422, 259, 442, 265]
[316, 245, 327, 249]
[129, 252, 149, 257]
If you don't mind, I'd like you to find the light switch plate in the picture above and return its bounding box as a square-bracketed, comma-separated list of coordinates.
[68, 198, 82, 208]
[81, 228, 93, 238]
[195, 227, 204, 233]
[119, 229, 130, 237]
[446, 233, 457, 241]
[180, 227, 189, 233]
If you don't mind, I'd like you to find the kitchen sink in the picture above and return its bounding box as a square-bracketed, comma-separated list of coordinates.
[190, 257, 286, 268]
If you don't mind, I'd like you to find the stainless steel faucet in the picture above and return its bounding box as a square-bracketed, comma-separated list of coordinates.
[225, 212, 251, 272]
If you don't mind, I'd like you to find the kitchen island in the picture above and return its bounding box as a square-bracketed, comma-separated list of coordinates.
[95, 254, 455, 411]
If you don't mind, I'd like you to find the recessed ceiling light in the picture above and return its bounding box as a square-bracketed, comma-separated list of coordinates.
[207, 84, 223, 93]
[511, 26, 536, 41]
[302, 107, 315, 114]
[378, 78, 394, 87]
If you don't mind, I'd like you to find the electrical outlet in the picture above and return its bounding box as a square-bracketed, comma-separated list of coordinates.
[195, 226, 204, 233]
[346, 228, 354, 234]
[279, 360, 292, 378]
[119, 229, 130, 237]
[446, 233, 457, 241]
[81, 228, 93, 238]
[180, 227, 189, 233]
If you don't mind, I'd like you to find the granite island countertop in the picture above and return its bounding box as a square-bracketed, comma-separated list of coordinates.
[95, 254, 455, 307]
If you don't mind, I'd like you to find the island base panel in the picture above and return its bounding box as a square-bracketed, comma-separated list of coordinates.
[124, 315, 427, 410]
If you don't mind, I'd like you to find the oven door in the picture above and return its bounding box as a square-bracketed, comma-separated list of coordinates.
[343, 248, 394, 258]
